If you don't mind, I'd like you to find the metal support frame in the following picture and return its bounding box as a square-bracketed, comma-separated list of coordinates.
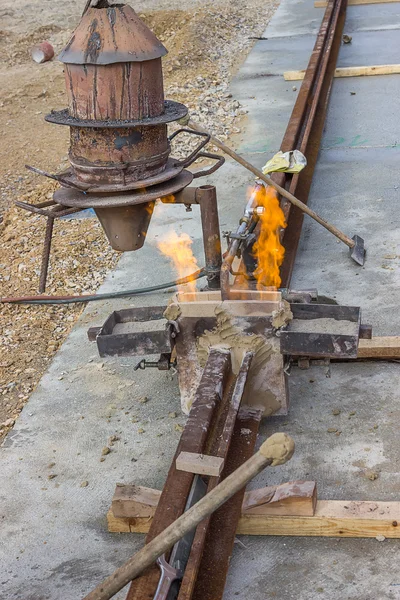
[14, 199, 83, 293]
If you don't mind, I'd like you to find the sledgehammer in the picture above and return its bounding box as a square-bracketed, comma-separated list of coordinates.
[83, 432, 295, 600]
[186, 119, 366, 266]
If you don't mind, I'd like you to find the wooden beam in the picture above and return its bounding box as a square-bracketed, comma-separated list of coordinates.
[315, 0, 400, 7]
[284, 64, 400, 81]
[358, 336, 400, 359]
[243, 481, 317, 517]
[108, 500, 400, 538]
[176, 451, 225, 477]
[112, 485, 161, 519]
[111, 481, 316, 520]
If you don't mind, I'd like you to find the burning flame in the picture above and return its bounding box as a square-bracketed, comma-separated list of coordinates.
[252, 184, 286, 288]
[158, 230, 199, 293]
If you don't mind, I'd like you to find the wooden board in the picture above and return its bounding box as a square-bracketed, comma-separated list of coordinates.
[111, 481, 316, 520]
[284, 64, 400, 81]
[358, 336, 400, 359]
[315, 0, 400, 6]
[176, 451, 225, 476]
[112, 484, 161, 519]
[108, 500, 400, 538]
[243, 481, 317, 517]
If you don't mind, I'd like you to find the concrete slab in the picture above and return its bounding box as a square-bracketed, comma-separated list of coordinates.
[337, 29, 400, 68]
[344, 3, 400, 33]
[261, 0, 323, 38]
[2, 0, 400, 599]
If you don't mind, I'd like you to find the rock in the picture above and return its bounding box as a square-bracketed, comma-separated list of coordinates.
[138, 396, 149, 404]
[327, 428, 338, 433]
[48, 473, 57, 480]
[168, 412, 177, 418]
[376, 535, 386, 542]
[175, 424, 184, 432]
[365, 469, 379, 481]
[332, 409, 341, 416]
[80, 481, 89, 487]
[101, 446, 111, 456]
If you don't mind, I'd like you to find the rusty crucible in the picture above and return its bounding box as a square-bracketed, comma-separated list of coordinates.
[45, 2, 191, 250]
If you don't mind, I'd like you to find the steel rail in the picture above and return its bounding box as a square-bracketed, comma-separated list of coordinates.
[229, 0, 347, 290]
[279, 0, 347, 286]
[125, 348, 232, 600]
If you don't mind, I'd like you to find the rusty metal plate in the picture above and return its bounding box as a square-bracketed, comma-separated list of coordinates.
[53, 170, 194, 208]
[45, 100, 188, 128]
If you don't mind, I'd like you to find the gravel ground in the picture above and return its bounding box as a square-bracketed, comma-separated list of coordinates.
[0, 0, 279, 440]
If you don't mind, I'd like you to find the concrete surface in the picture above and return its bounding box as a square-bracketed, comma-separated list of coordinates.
[2, 0, 400, 599]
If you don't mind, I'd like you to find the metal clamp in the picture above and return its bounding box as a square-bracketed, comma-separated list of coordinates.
[134, 353, 176, 371]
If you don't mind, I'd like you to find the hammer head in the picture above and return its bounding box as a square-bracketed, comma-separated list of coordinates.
[350, 235, 365, 266]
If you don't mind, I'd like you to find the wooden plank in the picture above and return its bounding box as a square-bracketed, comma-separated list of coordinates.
[284, 64, 400, 81]
[237, 500, 400, 537]
[358, 336, 400, 359]
[112, 485, 161, 519]
[111, 480, 317, 521]
[176, 290, 281, 303]
[315, 0, 400, 6]
[242, 481, 317, 517]
[177, 300, 281, 318]
[176, 451, 225, 477]
[108, 500, 400, 538]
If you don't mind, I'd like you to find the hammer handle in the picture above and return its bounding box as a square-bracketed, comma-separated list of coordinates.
[83, 434, 294, 600]
[188, 119, 355, 249]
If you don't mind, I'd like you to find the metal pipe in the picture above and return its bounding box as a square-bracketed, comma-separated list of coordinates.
[39, 216, 54, 293]
[170, 186, 222, 290]
[196, 185, 222, 290]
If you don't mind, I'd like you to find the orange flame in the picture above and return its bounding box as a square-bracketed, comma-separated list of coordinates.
[252, 184, 286, 288]
[158, 230, 199, 293]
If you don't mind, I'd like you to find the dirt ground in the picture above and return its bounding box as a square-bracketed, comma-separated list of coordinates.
[0, 0, 279, 440]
